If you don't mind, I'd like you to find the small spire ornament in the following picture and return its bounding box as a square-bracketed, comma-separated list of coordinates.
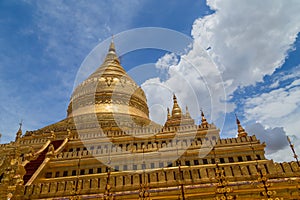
[235, 114, 247, 137]
[201, 110, 208, 128]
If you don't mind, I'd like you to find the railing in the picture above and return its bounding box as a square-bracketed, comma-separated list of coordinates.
[24, 160, 300, 198]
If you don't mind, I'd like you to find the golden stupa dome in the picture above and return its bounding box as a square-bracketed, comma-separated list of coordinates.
[67, 41, 150, 128]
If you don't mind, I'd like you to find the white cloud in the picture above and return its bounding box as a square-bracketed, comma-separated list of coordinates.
[245, 89, 298, 120]
[269, 80, 280, 89]
[138, 0, 300, 163]
[244, 80, 300, 134]
[194, 0, 300, 86]
[142, 41, 231, 127]
[155, 53, 179, 70]
[144, 0, 300, 132]
[290, 79, 300, 88]
[243, 76, 300, 161]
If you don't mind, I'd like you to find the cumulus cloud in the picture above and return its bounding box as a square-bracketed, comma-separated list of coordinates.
[245, 123, 288, 154]
[246, 123, 300, 162]
[242, 68, 300, 161]
[266, 135, 300, 162]
[155, 53, 179, 71]
[244, 78, 300, 135]
[193, 0, 300, 88]
[142, 41, 229, 126]
[144, 0, 300, 133]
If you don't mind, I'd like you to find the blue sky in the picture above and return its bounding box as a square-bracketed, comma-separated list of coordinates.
[1, 0, 300, 162]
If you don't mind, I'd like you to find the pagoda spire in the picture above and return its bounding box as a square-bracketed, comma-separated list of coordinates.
[15, 122, 23, 142]
[201, 110, 208, 128]
[167, 108, 171, 120]
[104, 37, 120, 64]
[171, 94, 182, 118]
[109, 36, 116, 53]
[235, 114, 247, 137]
[164, 95, 194, 127]
[185, 106, 191, 118]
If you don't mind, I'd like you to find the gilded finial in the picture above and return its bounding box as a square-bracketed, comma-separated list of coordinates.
[15, 121, 23, 142]
[104, 36, 120, 64]
[167, 107, 171, 120]
[173, 94, 177, 102]
[201, 109, 208, 128]
[235, 113, 240, 125]
[235, 114, 247, 137]
[109, 38, 116, 53]
[19, 121, 22, 130]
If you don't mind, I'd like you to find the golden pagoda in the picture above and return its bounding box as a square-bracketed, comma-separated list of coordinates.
[0, 42, 300, 200]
